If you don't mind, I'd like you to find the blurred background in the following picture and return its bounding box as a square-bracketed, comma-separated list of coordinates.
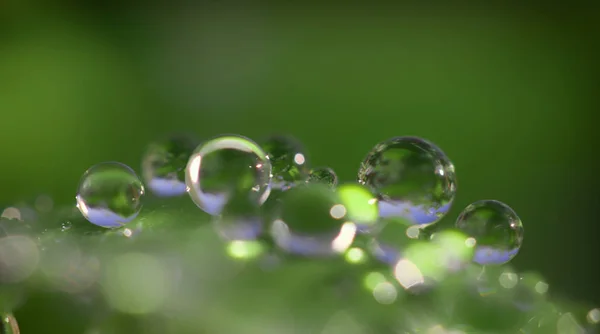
[1, 0, 598, 312]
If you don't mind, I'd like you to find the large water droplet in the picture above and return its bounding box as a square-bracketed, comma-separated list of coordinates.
[455, 200, 524, 265]
[0, 313, 19, 334]
[358, 136, 456, 226]
[185, 135, 272, 216]
[260, 135, 309, 191]
[76, 162, 145, 228]
[142, 134, 198, 197]
[270, 184, 356, 257]
[307, 167, 338, 188]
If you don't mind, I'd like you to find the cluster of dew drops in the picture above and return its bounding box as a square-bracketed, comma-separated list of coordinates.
[76, 133, 524, 274]
[3, 133, 600, 333]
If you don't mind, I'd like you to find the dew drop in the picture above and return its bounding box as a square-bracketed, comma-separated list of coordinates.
[260, 135, 310, 191]
[306, 167, 338, 188]
[142, 134, 198, 197]
[61, 221, 72, 232]
[455, 200, 524, 265]
[214, 194, 263, 243]
[269, 184, 356, 257]
[185, 135, 272, 216]
[0, 313, 19, 334]
[76, 162, 145, 228]
[358, 136, 456, 226]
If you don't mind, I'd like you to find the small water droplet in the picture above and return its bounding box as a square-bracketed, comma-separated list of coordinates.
[455, 200, 524, 265]
[269, 184, 355, 256]
[185, 135, 272, 216]
[358, 136, 456, 226]
[76, 162, 145, 228]
[61, 221, 72, 232]
[306, 167, 338, 188]
[142, 134, 198, 197]
[260, 135, 310, 191]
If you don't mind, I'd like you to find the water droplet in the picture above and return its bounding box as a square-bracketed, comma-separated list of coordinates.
[61, 221, 72, 232]
[214, 194, 263, 242]
[0, 313, 19, 334]
[306, 167, 338, 188]
[76, 162, 145, 228]
[269, 184, 356, 256]
[358, 136, 456, 226]
[337, 183, 379, 233]
[142, 134, 198, 197]
[455, 200, 524, 265]
[260, 135, 310, 191]
[185, 135, 272, 216]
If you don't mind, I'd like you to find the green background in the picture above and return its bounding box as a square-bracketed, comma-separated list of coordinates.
[1, 1, 598, 308]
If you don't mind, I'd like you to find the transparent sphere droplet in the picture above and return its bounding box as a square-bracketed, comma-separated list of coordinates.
[142, 134, 198, 197]
[76, 162, 145, 228]
[307, 167, 338, 188]
[209, 212, 270, 259]
[455, 200, 524, 265]
[1, 313, 19, 334]
[270, 184, 356, 257]
[337, 183, 379, 233]
[358, 136, 456, 226]
[260, 135, 310, 191]
[214, 194, 263, 242]
[185, 135, 272, 216]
